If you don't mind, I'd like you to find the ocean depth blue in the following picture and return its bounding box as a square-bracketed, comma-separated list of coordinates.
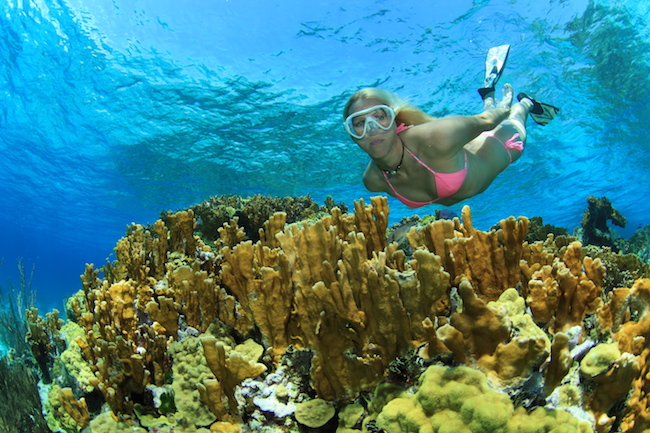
[1, 0, 649, 316]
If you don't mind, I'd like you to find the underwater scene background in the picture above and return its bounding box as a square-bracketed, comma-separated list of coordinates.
[1, 0, 650, 432]
[2, 0, 650, 309]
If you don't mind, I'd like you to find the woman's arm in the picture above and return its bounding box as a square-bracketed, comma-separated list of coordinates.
[408, 107, 510, 157]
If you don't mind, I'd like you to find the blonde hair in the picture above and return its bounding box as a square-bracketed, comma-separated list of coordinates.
[343, 87, 435, 126]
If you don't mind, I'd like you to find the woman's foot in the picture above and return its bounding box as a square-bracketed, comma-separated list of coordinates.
[498, 83, 514, 108]
[517, 93, 560, 126]
[484, 84, 513, 111]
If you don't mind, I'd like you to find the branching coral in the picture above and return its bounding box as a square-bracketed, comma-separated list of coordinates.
[526, 241, 604, 332]
[620, 348, 650, 432]
[218, 197, 451, 399]
[25, 307, 64, 383]
[407, 207, 528, 301]
[614, 279, 650, 355]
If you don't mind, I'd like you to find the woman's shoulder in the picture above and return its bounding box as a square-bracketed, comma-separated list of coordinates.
[404, 117, 469, 158]
[362, 163, 387, 192]
[401, 121, 444, 153]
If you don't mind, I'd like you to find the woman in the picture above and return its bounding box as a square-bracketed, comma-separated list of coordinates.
[343, 85, 558, 208]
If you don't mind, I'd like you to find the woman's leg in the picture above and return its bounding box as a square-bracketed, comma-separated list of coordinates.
[492, 98, 533, 164]
[482, 83, 513, 111]
[465, 97, 533, 175]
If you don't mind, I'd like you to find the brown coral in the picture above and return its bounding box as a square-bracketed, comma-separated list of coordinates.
[614, 279, 650, 355]
[407, 206, 528, 302]
[449, 277, 510, 358]
[620, 348, 650, 432]
[526, 242, 604, 332]
[199, 337, 267, 420]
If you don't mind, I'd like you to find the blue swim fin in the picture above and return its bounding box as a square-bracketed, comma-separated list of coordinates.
[478, 44, 511, 99]
[517, 93, 560, 126]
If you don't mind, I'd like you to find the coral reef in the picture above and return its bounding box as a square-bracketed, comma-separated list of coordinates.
[9, 195, 650, 433]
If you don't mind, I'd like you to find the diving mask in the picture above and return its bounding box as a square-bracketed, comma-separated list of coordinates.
[344, 105, 396, 139]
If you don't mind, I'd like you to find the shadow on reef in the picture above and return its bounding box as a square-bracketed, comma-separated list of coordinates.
[180, 194, 348, 244]
[5, 194, 650, 433]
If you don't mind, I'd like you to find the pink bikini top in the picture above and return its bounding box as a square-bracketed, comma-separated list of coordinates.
[381, 124, 467, 209]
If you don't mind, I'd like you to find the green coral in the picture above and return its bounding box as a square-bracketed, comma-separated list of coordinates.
[295, 398, 335, 428]
[580, 343, 620, 378]
[169, 336, 218, 427]
[89, 411, 147, 433]
[337, 403, 365, 431]
[375, 365, 593, 433]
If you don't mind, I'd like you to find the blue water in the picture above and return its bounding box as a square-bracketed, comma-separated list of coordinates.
[1, 0, 649, 312]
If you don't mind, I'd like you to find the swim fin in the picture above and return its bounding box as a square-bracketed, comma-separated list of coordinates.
[517, 93, 560, 126]
[478, 44, 511, 99]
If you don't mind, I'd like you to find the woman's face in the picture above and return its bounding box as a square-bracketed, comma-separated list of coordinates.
[346, 98, 397, 157]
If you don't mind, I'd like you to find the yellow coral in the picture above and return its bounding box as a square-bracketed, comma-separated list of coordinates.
[407, 207, 528, 301]
[199, 336, 267, 419]
[581, 343, 621, 378]
[57, 387, 89, 430]
[544, 333, 573, 396]
[480, 289, 550, 383]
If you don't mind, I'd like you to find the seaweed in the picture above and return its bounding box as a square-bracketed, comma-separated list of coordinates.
[0, 356, 51, 433]
[0, 258, 36, 357]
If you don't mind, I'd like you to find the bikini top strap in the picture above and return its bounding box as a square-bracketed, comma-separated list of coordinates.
[396, 123, 411, 134]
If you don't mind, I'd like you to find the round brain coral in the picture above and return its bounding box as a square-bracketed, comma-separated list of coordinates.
[375, 365, 594, 433]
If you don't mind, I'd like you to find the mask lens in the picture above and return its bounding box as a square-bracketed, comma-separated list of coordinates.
[345, 105, 395, 139]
